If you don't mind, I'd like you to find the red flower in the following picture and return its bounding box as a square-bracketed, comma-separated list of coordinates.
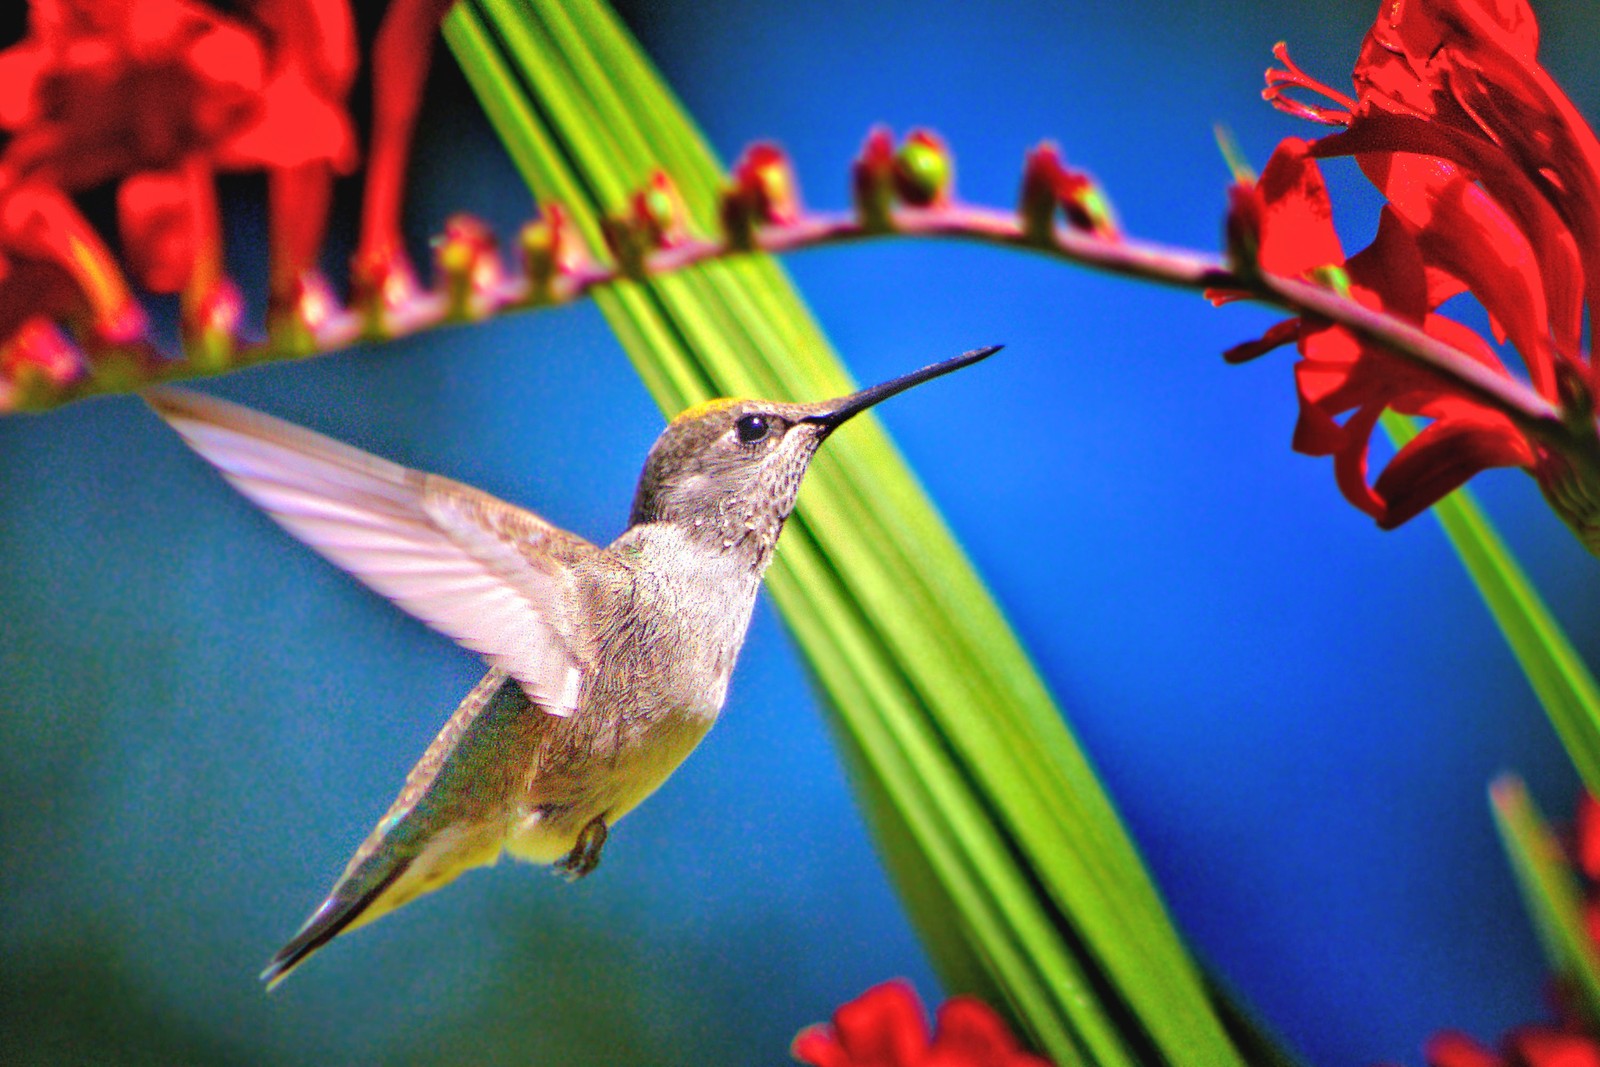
[0, 0, 362, 350]
[1244, 0, 1600, 542]
[1227, 137, 1533, 527]
[791, 980, 1052, 1067]
[1418, 1026, 1600, 1067]
[0, 181, 143, 350]
[353, 0, 456, 307]
[1422, 1030, 1502, 1067]
[0, 0, 457, 377]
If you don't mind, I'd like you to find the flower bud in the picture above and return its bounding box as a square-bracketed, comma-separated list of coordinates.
[1019, 143, 1067, 244]
[433, 214, 503, 320]
[519, 202, 587, 305]
[1019, 142, 1119, 243]
[722, 143, 801, 250]
[268, 270, 339, 355]
[892, 129, 952, 208]
[350, 247, 422, 338]
[182, 277, 244, 370]
[632, 171, 690, 251]
[2, 319, 82, 409]
[852, 127, 897, 232]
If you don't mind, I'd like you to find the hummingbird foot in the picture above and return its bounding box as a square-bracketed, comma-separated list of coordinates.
[555, 815, 608, 881]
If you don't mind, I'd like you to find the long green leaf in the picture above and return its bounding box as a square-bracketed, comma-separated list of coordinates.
[1384, 413, 1600, 795]
[1489, 775, 1600, 1024]
[446, 4, 1271, 1062]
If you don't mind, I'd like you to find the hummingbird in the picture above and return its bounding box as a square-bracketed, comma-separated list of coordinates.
[145, 343, 999, 987]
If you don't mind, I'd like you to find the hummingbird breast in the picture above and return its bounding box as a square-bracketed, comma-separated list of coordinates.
[505, 522, 764, 863]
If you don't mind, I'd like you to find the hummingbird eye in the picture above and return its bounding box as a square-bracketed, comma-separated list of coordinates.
[734, 413, 772, 445]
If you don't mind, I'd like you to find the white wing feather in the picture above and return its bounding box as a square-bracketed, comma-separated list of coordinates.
[146, 387, 589, 716]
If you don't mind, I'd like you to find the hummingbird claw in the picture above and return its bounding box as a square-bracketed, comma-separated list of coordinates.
[555, 815, 609, 881]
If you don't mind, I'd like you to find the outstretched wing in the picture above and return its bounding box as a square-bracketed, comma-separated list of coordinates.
[147, 386, 592, 715]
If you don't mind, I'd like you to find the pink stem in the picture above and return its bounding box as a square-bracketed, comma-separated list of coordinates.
[12, 201, 1582, 464]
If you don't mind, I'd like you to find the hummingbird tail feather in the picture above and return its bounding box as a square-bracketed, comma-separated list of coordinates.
[260, 820, 502, 989]
[261, 858, 411, 989]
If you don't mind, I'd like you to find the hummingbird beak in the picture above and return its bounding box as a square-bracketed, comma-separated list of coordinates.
[801, 344, 1003, 432]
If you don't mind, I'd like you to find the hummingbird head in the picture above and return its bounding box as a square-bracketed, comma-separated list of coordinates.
[628, 345, 1001, 558]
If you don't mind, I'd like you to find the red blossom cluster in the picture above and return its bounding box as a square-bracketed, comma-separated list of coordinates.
[792, 980, 1052, 1067]
[0, 0, 451, 404]
[1231, 0, 1600, 541]
[1402, 794, 1600, 1067]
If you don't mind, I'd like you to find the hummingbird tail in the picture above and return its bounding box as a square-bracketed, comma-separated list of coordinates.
[260, 858, 412, 989]
[260, 819, 503, 989]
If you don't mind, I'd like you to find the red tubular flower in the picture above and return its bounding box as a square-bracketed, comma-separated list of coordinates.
[357, 0, 456, 274]
[0, 0, 371, 358]
[1229, 137, 1534, 527]
[0, 182, 145, 350]
[1242, 0, 1600, 540]
[0, 1, 266, 192]
[791, 980, 1052, 1067]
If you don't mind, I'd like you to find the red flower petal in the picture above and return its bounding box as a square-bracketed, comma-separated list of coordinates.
[1255, 138, 1343, 279]
[1330, 402, 1387, 520]
[1357, 151, 1553, 397]
[118, 167, 202, 294]
[1576, 793, 1600, 882]
[219, 68, 356, 172]
[1224, 318, 1301, 364]
[926, 997, 1051, 1066]
[1506, 1025, 1600, 1067]
[1344, 206, 1436, 325]
[1424, 1029, 1503, 1067]
[831, 980, 930, 1066]
[358, 0, 457, 269]
[1372, 413, 1534, 528]
[1312, 115, 1583, 354]
[0, 40, 49, 129]
[929, 997, 1020, 1058]
[793, 1024, 856, 1067]
[0, 181, 142, 345]
[793, 984, 1049, 1067]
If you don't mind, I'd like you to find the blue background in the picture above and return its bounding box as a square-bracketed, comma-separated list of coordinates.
[5, 1, 1600, 1063]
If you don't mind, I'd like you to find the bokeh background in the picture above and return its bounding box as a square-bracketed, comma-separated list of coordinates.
[5, 1, 1600, 1064]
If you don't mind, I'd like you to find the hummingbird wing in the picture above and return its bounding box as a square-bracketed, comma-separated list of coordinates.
[262, 669, 542, 988]
[146, 386, 592, 715]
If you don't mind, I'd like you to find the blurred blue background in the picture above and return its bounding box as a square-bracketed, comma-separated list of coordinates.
[5, 0, 1600, 1063]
